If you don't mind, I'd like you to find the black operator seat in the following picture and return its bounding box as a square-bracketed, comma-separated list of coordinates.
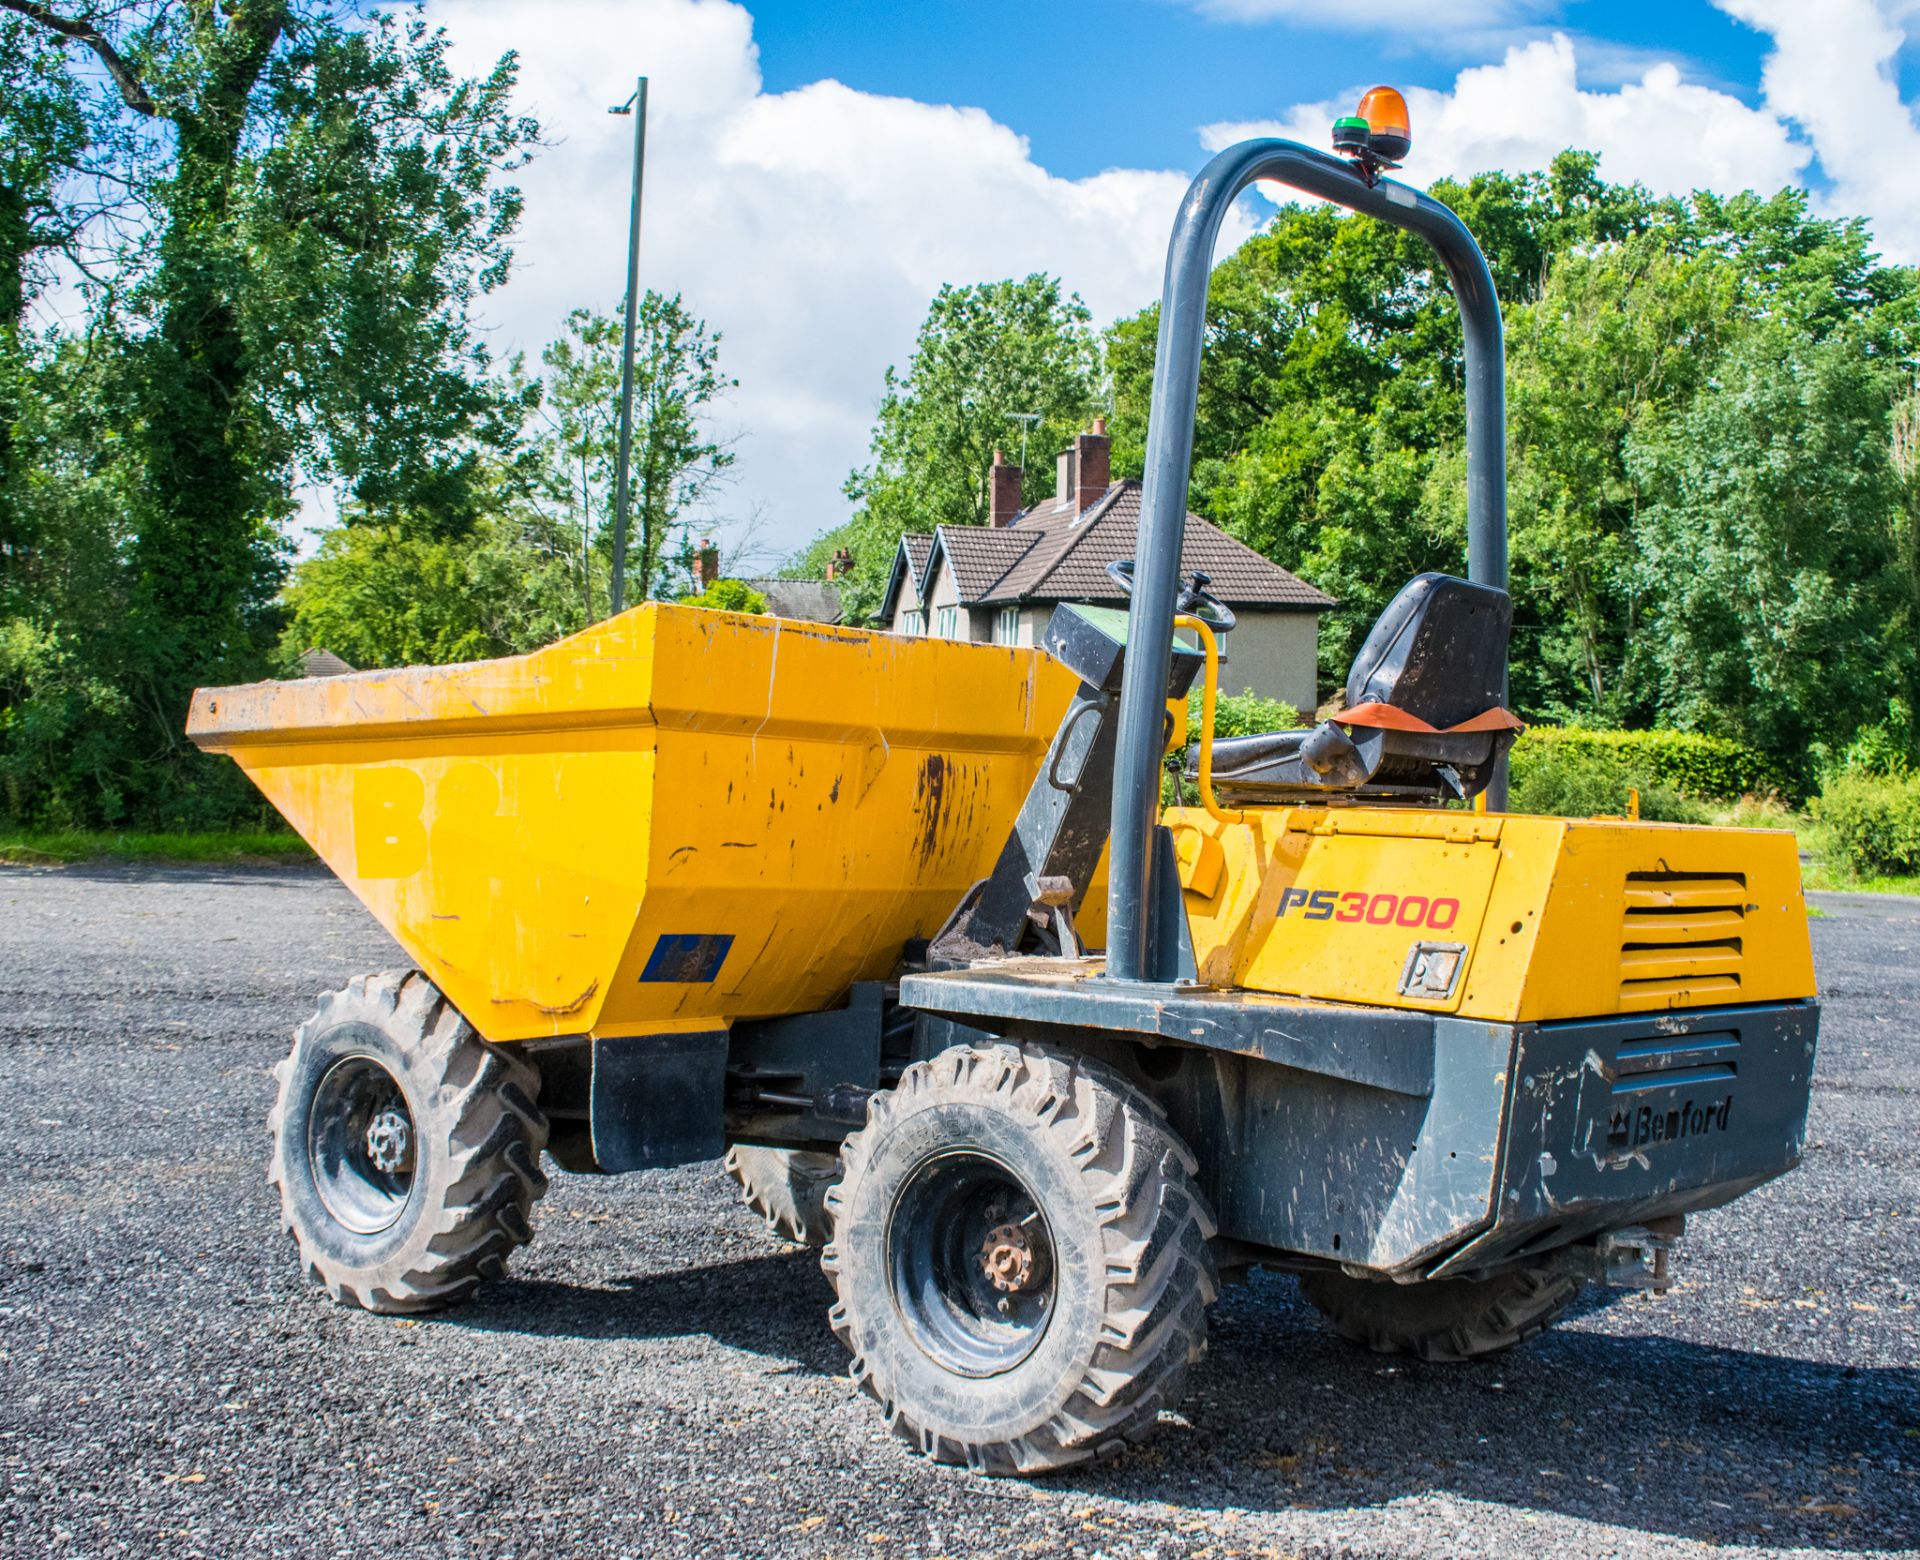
[1193, 573, 1518, 805]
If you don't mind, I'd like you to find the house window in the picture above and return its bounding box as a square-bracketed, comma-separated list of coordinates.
[994, 606, 1021, 645]
[935, 605, 960, 640]
[900, 609, 926, 636]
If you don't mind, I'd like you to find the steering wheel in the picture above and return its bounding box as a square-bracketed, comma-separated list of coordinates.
[1105, 559, 1237, 632]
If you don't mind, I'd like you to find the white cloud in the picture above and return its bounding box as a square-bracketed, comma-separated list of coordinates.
[421, 0, 1251, 563]
[1200, 7, 1920, 266]
[1202, 33, 1811, 202]
[386, 0, 1920, 567]
[1715, 0, 1920, 261]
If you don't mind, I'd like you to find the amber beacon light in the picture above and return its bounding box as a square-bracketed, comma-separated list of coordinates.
[1331, 85, 1412, 182]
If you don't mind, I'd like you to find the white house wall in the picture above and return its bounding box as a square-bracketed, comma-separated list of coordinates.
[887, 586, 922, 634]
[1216, 610, 1319, 715]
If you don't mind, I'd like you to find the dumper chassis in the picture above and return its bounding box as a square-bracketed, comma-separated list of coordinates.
[196, 119, 1821, 1475]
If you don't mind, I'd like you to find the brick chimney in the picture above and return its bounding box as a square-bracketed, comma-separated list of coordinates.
[693, 537, 720, 589]
[1073, 416, 1111, 515]
[826, 546, 854, 581]
[989, 448, 1023, 528]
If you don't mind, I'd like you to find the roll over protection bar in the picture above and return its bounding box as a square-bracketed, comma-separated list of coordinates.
[1103, 138, 1509, 985]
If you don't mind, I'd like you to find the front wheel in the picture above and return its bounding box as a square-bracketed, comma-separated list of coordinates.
[1299, 1265, 1580, 1362]
[268, 971, 549, 1314]
[822, 1041, 1217, 1474]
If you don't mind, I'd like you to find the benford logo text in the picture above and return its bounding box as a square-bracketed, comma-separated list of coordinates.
[1607, 1095, 1733, 1152]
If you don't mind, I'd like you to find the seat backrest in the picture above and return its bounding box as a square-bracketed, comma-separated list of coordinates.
[1345, 573, 1511, 730]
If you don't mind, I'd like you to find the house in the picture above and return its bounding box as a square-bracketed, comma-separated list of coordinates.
[298, 648, 356, 678]
[876, 420, 1335, 714]
[688, 537, 848, 625]
[745, 578, 844, 624]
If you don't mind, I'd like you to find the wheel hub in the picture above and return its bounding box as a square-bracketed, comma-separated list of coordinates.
[980, 1221, 1039, 1293]
[365, 1110, 413, 1175]
[308, 1054, 418, 1236]
[888, 1151, 1057, 1377]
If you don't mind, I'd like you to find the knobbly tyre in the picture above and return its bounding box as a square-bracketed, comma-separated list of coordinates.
[189, 89, 1818, 1475]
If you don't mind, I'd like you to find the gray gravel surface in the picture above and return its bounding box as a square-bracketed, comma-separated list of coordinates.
[1, 865, 1914, 1559]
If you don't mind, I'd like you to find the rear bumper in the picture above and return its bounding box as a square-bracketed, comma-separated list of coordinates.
[1428, 999, 1820, 1278]
[900, 963, 1819, 1280]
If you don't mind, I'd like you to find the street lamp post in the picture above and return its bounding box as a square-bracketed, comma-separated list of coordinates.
[608, 77, 649, 615]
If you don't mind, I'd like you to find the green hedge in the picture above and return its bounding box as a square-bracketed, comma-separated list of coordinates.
[1184, 687, 1299, 749]
[1810, 770, 1920, 878]
[1513, 727, 1791, 803]
[1507, 738, 1708, 823]
[1167, 712, 1785, 821]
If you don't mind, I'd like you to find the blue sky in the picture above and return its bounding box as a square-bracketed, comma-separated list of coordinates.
[747, 0, 1846, 180]
[417, 0, 1920, 563]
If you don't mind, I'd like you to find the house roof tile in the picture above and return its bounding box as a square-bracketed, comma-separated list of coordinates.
[882, 479, 1334, 622]
[747, 579, 843, 624]
[902, 534, 932, 593]
[931, 526, 1039, 599]
[980, 481, 1335, 609]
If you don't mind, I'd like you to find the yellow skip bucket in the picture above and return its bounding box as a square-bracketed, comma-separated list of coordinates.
[189, 605, 1078, 1042]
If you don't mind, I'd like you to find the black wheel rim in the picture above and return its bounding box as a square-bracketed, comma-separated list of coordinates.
[308, 1054, 417, 1235]
[887, 1149, 1055, 1378]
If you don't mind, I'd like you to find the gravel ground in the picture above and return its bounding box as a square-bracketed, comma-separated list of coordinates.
[0, 864, 1914, 1560]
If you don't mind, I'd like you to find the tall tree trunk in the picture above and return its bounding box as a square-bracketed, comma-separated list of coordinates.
[126, 6, 288, 746]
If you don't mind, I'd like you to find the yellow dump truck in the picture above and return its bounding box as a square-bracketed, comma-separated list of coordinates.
[191, 103, 1819, 1476]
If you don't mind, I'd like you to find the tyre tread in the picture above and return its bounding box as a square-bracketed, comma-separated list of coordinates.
[822, 1040, 1214, 1474]
[1299, 1264, 1580, 1363]
[269, 970, 548, 1315]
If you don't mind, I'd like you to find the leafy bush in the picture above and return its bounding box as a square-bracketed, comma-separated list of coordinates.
[680, 578, 768, 614]
[1513, 727, 1791, 803]
[1508, 739, 1709, 823]
[1833, 698, 1914, 779]
[1810, 770, 1920, 878]
[1184, 687, 1298, 749]
[1165, 687, 1299, 805]
[282, 515, 588, 672]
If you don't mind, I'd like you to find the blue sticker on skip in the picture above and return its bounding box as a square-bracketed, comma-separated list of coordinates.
[640, 933, 734, 984]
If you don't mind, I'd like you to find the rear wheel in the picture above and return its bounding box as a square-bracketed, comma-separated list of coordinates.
[823, 1041, 1216, 1474]
[1299, 1265, 1579, 1362]
[268, 971, 549, 1314]
[724, 1145, 840, 1245]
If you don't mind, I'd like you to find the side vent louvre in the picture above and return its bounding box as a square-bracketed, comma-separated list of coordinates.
[1619, 871, 1747, 1010]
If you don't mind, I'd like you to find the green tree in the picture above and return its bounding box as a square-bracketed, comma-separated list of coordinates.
[0, 338, 144, 824]
[1110, 156, 1655, 682]
[1106, 152, 1920, 773]
[1890, 380, 1920, 721]
[0, 1, 539, 822]
[537, 295, 735, 607]
[282, 288, 738, 668]
[545, 295, 737, 606]
[280, 495, 585, 672]
[0, 15, 91, 562]
[1500, 241, 1740, 720]
[1627, 322, 1912, 767]
[832, 274, 1102, 619]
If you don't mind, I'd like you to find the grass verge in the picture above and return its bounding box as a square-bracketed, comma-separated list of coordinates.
[0, 829, 314, 867]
